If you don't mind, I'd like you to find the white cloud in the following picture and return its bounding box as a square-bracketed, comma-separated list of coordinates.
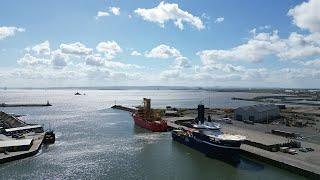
[197, 30, 282, 63]
[301, 59, 320, 67]
[105, 61, 140, 69]
[109, 7, 120, 16]
[160, 69, 181, 80]
[83, 65, 140, 81]
[9, 68, 46, 80]
[201, 60, 245, 73]
[194, 73, 242, 82]
[18, 53, 50, 66]
[259, 25, 271, 30]
[131, 50, 142, 56]
[12, 40, 144, 85]
[214, 17, 224, 23]
[197, 29, 320, 63]
[85, 54, 105, 66]
[96, 41, 123, 59]
[0, 26, 25, 40]
[8, 68, 84, 81]
[277, 32, 320, 59]
[51, 50, 68, 68]
[275, 68, 320, 80]
[288, 0, 320, 32]
[174, 56, 191, 68]
[86, 68, 111, 80]
[201, 13, 210, 20]
[145, 44, 181, 58]
[32, 40, 50, 55]
[85, 53, 140, 69]
[242, 68, 269, 81]
[134, 1, 204, 30]
[18, 48, 68, 68]
[96, 11, 110, 19]
[158, 66, 262, 82]
[95, 7, 120, 19]
[60, 42, 93, 55]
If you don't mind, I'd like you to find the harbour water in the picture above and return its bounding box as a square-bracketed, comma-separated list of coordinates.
[0, 89, 305, 179]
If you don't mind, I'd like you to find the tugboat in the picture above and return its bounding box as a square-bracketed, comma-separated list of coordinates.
[132, 98, 168, 132]
[172, 104, 245, 162]
[43, 130, 55, 144]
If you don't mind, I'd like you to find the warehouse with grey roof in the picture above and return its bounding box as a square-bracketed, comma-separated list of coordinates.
[234, 104, 280, 123]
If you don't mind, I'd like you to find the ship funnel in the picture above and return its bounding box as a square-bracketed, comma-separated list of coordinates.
[143, 98, 151, 111]
[197, 104, 205, 124]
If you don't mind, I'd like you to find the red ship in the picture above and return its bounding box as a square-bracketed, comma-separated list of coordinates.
[132, 98, 168, 132]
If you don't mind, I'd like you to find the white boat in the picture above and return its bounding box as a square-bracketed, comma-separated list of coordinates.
[192, 121, 221, 130]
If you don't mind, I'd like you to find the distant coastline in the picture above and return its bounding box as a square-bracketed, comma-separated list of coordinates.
[2, 86, 320, 93]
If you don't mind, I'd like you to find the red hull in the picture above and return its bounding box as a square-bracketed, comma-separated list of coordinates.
[133, 115, 168, 132]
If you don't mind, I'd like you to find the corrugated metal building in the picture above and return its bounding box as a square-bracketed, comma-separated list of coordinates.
[234, 104, 280, 123]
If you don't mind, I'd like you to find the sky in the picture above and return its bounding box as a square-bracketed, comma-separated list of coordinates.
[0, 0, 320, 88]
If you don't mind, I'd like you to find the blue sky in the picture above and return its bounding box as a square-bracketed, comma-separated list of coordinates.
[0, 0, 320, 88]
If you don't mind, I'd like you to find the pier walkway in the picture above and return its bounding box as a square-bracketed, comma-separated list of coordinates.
[222, 123, 320, 179]
[241, 144, 320, 179]
[0, 133, 45, 164]
[111, 105, 136, 113]
[0, 102, 52, 107]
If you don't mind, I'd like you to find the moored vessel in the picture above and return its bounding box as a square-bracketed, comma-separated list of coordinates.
[132, 98, 168, 132]
[172, 104, 245, 162]
[172, 128, 245, 162]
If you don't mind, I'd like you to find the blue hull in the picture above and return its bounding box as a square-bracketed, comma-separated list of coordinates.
[172, 132, 241, 163]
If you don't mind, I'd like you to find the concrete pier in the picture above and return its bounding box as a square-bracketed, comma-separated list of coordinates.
[0, 133, 45, 164]
[223, 123, 320, 179]
[0, 102, 52, 107]
[241, 145, 320, 179]
[0, 112, 52, 164]
[111, 105, 136, 113]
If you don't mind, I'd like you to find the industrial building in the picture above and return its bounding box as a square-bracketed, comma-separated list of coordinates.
[234, 104, 280, 123]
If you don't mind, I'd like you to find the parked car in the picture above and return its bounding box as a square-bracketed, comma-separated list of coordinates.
[306, 147, 315, 152]
[299, 148, 308, 152]
[280, 147, 289, 153]
[288, 149, 298, 155]
[243, 119, 254, 125]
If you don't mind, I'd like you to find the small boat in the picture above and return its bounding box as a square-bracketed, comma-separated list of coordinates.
[74, 92, 81, 95]
[43, 131, 55, 144]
